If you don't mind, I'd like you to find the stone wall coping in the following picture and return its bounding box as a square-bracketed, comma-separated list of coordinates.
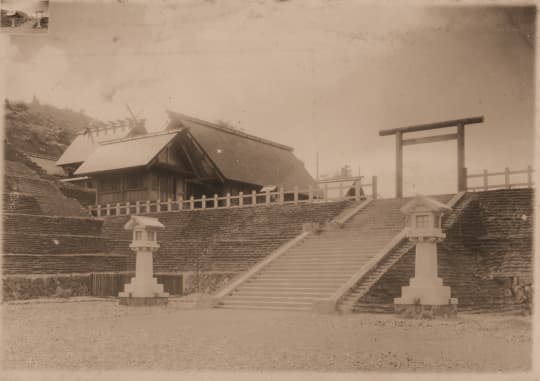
[3, 212, 104, 222]
[3, 253, 127, 257]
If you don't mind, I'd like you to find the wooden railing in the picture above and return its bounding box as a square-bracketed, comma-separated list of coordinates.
[466, 166, 534, 192]
[89, 176, 378, 217]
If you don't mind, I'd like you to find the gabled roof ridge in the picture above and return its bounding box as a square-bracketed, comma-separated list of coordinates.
[167, 110, 294, 152]
[100, 129, 182, 146]
[74, 130, 181, 176]
[74, 122, 133, 136]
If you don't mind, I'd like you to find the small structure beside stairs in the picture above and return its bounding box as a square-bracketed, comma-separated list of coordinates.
[394, 194, 458, 317]
[119, 215, 169, 306]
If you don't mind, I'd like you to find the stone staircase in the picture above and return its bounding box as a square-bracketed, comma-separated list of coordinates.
[337, 193, 468, 313]
[337, 239, 415, 313]
[216, 195, 455, 311]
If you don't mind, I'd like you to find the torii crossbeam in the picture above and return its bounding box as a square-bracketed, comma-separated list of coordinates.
[379, 116, 484, 198]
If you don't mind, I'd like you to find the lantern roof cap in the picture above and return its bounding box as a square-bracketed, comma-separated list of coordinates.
[400, 194, 452, 215]
[123, 215, 165, 230]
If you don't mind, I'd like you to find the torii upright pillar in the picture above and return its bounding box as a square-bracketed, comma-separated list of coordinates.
[379, 116, 484, 198]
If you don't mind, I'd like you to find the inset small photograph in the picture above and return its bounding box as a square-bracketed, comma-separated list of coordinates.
[1, 0, 48, 34]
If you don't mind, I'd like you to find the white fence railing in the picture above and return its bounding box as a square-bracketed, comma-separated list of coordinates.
[89, 176, 378, 217]
[466, 166, 534, 192]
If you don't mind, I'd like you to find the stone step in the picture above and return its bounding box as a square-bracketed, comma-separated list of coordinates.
[285, 249, 380, 256]
[278, 255, 376, 263]
[231, 289, 335, 297]
[244, 281, 343, 289]
[225, 294, 327, 302]
[258, 270, 356, 277]
[219, 299, 315, 308]
[288, 246, 386, 253]
[306, 234, 397, 241]
[234, 286, 337, 294]
[253, 273, 352, 281]
[216, 303, 311, 311]
[265, 262, 366, 270]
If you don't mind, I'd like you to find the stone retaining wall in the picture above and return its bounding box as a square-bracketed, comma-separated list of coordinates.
[103, 201, 352, 274]
[356, 189, 533, 313]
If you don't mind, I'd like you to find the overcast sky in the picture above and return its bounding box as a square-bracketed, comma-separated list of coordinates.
[3, 1, 535, 197]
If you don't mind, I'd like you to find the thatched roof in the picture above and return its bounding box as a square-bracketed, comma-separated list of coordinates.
[166, 111, 316, 189]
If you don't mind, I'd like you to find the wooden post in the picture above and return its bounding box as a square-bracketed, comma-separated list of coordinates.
[239, 192, 244, 208]
[214, 194, 218, 208]
[396, 131, 403, 198]
[372, 175, 378, 200]
[136, 201, 140, 214]
[146, 200, 150, 213]
[293, 186, 299, 204]
[527, 165, 533, 187]
[126, 202, 131, 215]
[167, 198, 172, 211]
[505, 167, 510, 189]
[178, 196, 183, 210]
[202, 195, 206, 209]
[483, 169, 488, 191]
[226, 193, 231, 208]
[190, 196, 195, 210]
[265, 190, 270, 205]
[97, 204, 102, 217]
[106, 204, 111, 216]
[116, 203, 120, 215]
[252, 190, 257, 206]
[457, 123, 466, 192]
[279, 187, 284, 204]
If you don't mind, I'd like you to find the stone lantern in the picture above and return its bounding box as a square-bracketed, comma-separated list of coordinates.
[394, 195, 458, 316]
[119, 215, 169, 306]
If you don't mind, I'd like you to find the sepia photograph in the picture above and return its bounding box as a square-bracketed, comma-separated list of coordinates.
[0, 0, 537, 379]
[0, 0, 49, 34]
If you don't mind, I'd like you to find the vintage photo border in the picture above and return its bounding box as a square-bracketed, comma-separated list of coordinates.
[0, 0, 538, 380]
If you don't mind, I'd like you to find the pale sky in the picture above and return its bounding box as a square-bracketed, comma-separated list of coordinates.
[1, 0, 48, 14]
[3, 1, 535, 197]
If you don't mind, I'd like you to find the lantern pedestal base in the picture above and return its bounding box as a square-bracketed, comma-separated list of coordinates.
[394, 276, 458, 318]
[394, 302, 458, 318]
[119, 276, 169, 304]
[394, 276, 454, 306]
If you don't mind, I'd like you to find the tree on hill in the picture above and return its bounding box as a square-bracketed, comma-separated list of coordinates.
[3, 99, 103, 158]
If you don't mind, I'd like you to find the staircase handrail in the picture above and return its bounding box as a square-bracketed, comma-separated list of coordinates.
[330, 197, 373, 227]
[203, 197, 375, 308]
[331, 228, 407, 304]
[205, 231, 311, 304]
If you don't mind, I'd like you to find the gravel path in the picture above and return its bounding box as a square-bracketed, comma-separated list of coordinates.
[1, 300, 532, 371]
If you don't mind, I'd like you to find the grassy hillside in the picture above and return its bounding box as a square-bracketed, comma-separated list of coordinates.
[4, 99, 102, 158]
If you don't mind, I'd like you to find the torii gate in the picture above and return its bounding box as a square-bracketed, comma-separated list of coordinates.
[379, 116, 484, 198]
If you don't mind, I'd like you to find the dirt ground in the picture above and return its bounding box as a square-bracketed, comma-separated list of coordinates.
[1, 298, 532, 372]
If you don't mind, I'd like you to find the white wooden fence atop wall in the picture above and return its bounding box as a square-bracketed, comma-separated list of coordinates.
[88, 176, 378, 217]
[466, 166, 534, 192]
